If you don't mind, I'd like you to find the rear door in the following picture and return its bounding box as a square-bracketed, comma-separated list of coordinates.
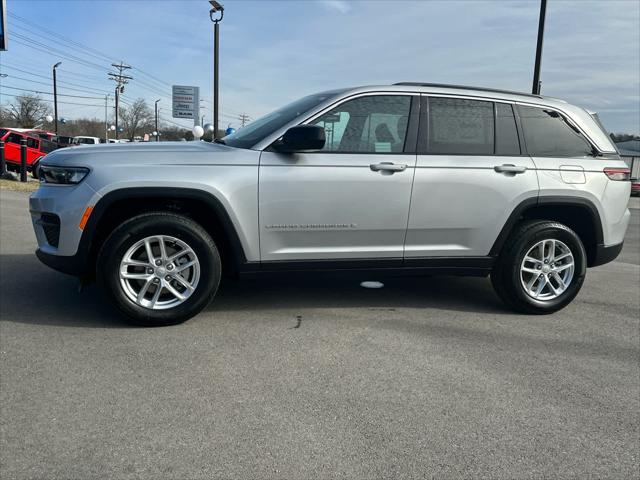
[26, 137, 41, 165]
[259, 93, 418, 262]
[405, 95, 539, 258]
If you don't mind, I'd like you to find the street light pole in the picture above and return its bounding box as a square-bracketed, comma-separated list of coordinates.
[532, 0, 547, 95]
[155, 99, 161, 142]
[104, 94, 110, 141]
[209, 1, 224, 140]
[115, 86, 120, 139]
[53, 62, 62, 134]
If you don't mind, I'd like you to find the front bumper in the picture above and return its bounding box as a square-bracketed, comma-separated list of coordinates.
[29, 182, 100, 257]
[36, 248, 88, 277]
[590, 242, 624, 267]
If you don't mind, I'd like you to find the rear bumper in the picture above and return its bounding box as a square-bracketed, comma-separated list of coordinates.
[590, 242, 624, 267]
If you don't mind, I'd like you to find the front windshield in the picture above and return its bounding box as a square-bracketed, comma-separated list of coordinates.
[223, 92, 341, 149]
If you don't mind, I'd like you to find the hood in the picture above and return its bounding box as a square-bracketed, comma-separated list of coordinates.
[42, 140, 246, 168]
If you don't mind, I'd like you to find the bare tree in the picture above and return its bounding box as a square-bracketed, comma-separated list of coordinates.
[0, 104, 17, 127]
[7, 94, 52, 128]
[119, 98, 153, 140]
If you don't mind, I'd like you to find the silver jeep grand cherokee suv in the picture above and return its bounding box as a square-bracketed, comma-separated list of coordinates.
[30, 83, 631, 326]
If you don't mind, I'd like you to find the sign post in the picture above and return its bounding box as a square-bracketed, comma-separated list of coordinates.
[172, 85, 200, 126]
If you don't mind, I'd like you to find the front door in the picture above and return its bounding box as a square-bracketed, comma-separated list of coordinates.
[259, 94, 417, 263]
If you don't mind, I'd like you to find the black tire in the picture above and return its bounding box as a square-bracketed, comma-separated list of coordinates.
[491, 220, 587, 314]
[97, 212, 221, 326]
[31, 162, 40, 179]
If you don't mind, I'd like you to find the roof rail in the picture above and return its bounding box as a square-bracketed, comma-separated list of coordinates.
[393, 82, 543, 99]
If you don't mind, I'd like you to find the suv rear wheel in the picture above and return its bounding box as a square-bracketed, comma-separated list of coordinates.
[97, 212, 221, 326]
[491, 220, 587, 314]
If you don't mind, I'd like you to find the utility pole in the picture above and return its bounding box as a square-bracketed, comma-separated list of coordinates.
[238, 113, 250, 128]
[52, 62, 62, 134]
[155, 99, 161, 142]
[104, 94, 110, 140]
[108, 62, 132, 139]
[532, 0, 547, 95]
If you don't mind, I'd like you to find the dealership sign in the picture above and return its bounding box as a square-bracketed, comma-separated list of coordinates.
[172, 85, 200, 120]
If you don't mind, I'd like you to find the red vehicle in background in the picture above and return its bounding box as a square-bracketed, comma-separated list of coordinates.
[0, 128, 58, 177]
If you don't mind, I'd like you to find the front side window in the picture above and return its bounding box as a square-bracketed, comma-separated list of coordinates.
[223, 91, 344, 150]
[518, 106, 592, 157]
[311, 95, 411, 153]
[7, 133, 22, 145]
[427, 97, 494, 155]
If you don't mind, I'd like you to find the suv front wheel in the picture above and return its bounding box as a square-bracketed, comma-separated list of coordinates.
[491, 220, 587, 314]
[97, 212, 221, 326]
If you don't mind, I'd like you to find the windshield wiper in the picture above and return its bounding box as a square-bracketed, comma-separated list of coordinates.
[214, 138, 226, 145]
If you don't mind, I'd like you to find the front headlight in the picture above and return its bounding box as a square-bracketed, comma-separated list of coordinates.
[39, 166, 90, 185]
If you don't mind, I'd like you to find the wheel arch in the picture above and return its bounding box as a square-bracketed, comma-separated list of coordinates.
[82, 187, 247, 278]
[490, 196, 604, 267]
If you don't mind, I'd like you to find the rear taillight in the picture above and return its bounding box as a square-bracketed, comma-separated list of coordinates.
[603, 167, 630, 181]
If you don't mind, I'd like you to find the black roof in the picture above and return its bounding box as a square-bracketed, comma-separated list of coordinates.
[393, 82, 543, 99]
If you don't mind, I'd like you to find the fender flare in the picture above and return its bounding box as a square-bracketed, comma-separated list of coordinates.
[80, 186, 247, 269]
[489, 196, 604, 257]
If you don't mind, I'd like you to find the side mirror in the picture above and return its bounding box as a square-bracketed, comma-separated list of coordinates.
[274, 125, 325, 153]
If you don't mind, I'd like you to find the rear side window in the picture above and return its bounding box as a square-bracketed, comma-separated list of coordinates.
[427, 97, 494, 155]
[27, 137, 39, 149]
[518, 106, 592, 157]
[495, 103, 521, 155]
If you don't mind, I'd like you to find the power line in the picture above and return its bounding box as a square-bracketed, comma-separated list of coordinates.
[1, 65, 112, 95]
[8, 13, 116, 64]
[10, 32, 109, 72]
[1, 73, 111, 97]
[1, 92, 106, 108]
[5, 16, 248, 122]
[0, 84, 105, 100]
[9, 38, 109, 75]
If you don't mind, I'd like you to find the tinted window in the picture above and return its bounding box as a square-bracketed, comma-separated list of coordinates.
[41, 140, 57, 153]
[427, 97, 494, 155]
[311, 95, 411, 153]
[6, 133, 22, 145]
[27, 137, 39, 149]
[495, 103, 520, 155]
[518, 106, 592, 157]
[223, 92, 344, 150]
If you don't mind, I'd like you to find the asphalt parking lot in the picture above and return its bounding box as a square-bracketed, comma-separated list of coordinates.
[1, 189, 638, 479]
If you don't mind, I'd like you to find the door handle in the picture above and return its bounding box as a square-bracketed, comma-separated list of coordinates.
[494, 164, 527, 174]
[370, 162, 407, 173]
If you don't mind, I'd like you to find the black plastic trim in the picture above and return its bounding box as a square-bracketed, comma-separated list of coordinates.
[403, 95, 420, 154]
[537, 196, 604, 245]
[489, 196, 605, 258]
[36, 248, 85, 276]
[489, 197, 538, 256]
[73, 187, 246, 278]
[591, 242, 623, 267]
[241, 256, 493, 278]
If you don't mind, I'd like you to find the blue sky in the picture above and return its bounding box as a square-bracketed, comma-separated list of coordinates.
[1, 0, 638, 133]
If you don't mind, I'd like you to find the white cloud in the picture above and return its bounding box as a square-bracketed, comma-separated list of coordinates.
[321, 0, 352, 14]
